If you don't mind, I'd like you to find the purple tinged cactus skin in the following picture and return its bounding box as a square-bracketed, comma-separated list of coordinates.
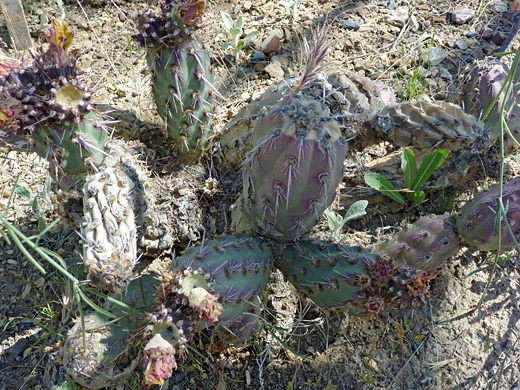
[457, 177, 520, 252]
[375, 100, 492, 153]
[170, 235, 272, 346]
[373, 215, 461, 271]
[242, 93, 348, 240]
[460, 59, 520, 152]
[279, 241, 438, 315]
[134, 0, 214, 157]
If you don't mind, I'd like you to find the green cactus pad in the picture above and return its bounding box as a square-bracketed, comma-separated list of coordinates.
[279, 241, 438, 315]
[457, 177, 520, 251]
[148, 41, 214, 156]
[170, 235, 273, 345]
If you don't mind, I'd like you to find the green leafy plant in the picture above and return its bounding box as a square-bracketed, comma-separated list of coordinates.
[396, 40, 434, 101]
[11, 177, 53, 233]
[324, 200, 368, 242]
[280, 0, 303, 21]
[216, 11, 259, 58]
[364, 148, 449, 207]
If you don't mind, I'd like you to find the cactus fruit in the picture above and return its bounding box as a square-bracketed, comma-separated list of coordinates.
[374, 100, 493, 153]
[170, 235, 273, 346]
[279, 241, 438, 315]
[372, 215, 461, 271]
[0, 20, 112, 189]
[457, 177, 520, 252]
[81, 163, 147, 293]
[134, 0, 214, 157]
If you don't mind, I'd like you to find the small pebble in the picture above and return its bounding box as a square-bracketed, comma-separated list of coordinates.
[264, 60, 284, 79]
[466, 31, 478, 38]
[342, 21, 361, 30]
[10, 338, 29, 359]
[461, 54, 476, 63]
[452, 7, 475, 24]
[423, 47, 447, 66]
[489, 0, 508, 13]
[250, 51, 266, 63]
[492, 32, 507, 45]
[261, 29, 283, 55]
[482, 29, 494, 40]
[387, 0, 397, 10]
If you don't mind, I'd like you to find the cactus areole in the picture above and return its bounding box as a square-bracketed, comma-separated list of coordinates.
[134, 0, 214, 157]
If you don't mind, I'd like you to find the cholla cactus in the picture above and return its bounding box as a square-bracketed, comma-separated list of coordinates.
[0, 20, 112, 189]
[134, 0, 214, 157]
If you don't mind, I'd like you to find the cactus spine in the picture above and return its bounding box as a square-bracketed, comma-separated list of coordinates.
[134, 0, 214, 157]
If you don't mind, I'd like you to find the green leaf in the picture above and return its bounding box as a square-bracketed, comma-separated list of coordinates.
[11, 183, 32, 200]
[364, 173, 406, 204]
[230, 27, 241, 39]
[222, 42, 233, 50]
[401, 149, 416, 190]
[411, 190, 426, 207]
[236, 15, 243, 30]
[215, 33, 227, 42]
[343, 200, 369, 222]
[410, 149, 449, 193]
[244, 30, 260, 43]
[237, 40, 245, 52]
[220, 11, 234, 31]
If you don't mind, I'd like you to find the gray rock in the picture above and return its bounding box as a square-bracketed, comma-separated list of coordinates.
[452, 7, 475, 24]
[250, 51, 266, 63]
[387, 6, 409, 27]
[261, 29, 283, 55]
[423, 47, 447, 66]
[10, 338, 29, 359]
[342, 21, 361, 30]
[489, 0, 508, 13]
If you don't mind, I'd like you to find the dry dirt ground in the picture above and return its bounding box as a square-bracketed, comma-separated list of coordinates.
[3, 0, 520, 389]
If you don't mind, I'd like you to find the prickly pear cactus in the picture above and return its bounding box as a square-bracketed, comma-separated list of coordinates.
[170, 235, 273, 346]
[460, 58, 520, 151]
[279, 241, 438, 315]
[457, 177, 520, 251]
[82, 162, 147, 293]
[134, 0, 214, 157]
[374, 100, 493, 153]
[372, 215, 461, 271]
[0, 20, 111, 188]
